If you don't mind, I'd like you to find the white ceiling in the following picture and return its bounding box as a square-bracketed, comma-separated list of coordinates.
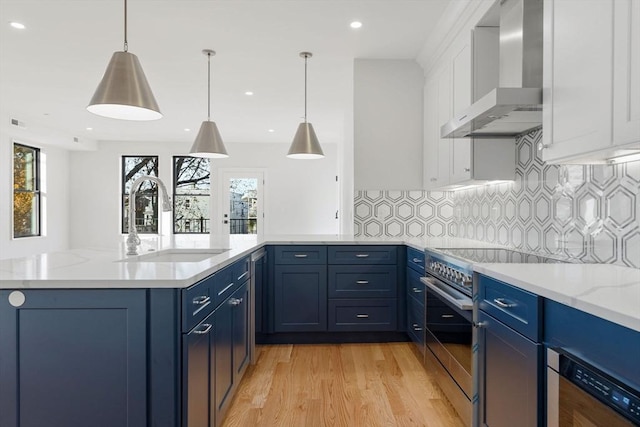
[0, 0, 455, 147]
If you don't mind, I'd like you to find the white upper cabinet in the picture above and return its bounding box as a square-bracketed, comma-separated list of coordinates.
[423, 66, 451, 190]
[422, 16, 515, 190]
[542, 0, 640, 163]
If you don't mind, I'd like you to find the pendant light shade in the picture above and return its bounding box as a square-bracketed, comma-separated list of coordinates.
[87, 51, 162, 120]
[189, 49, 229, 158]
[287, 52, 324, 159]
[287, 122, 324, 159]
[88, 0, 161, 120]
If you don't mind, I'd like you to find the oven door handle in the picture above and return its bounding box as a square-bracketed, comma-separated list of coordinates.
[420, 276, 473, 311]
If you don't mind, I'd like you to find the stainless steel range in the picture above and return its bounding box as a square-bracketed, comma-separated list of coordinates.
[420, 247, 564, 426]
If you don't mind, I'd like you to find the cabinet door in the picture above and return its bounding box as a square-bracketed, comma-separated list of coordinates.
[542, 0, 614, 162]
[478, 311, 541, 427]
[231, 282, 250, 377]
[0, 290, 147, 427]
[274, 265, 327, 332]
[451, 40, 472, 184]
[183, 319, 213, 427]
[424, 78, 441, 189]
[613, 0, 640, 146]
[214, 299, 234, 418]
[437, 67, 452, 186]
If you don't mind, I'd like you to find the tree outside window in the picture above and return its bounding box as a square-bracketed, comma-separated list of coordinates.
[13, 143, 40, 238]
[122, 156, 159, 234]
[174, 157, 210, 234]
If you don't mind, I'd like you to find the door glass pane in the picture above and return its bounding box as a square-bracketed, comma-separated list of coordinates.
[229, 178, 258, 235]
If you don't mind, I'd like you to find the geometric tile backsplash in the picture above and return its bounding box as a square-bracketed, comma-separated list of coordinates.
[354, 129, 640, 269]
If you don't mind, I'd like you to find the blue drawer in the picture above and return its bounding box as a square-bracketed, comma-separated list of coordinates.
[407, 247, 425, 273]
[182, 275, 215, 332]
[328, 246, 397, 265]
[407, 294, 425, 348]
[328, 299, 397, 331]
[406, 268, 425, 303]
[478, 274, 542, 342]
[212, 265, 238, 307]
[328, 265, 397, 298]
[233, 255, 251, 283]
[274, 246, 327, 265]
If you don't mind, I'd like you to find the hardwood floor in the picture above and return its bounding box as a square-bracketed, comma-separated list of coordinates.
[222, 343, 466, 427]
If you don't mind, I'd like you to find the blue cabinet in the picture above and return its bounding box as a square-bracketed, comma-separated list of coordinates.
[273, 264, 327, 332]
[405, 247, 426, 355]
[183, 313, 214, 427]
[476, 274, 542, 427]
[0, 289, 148, 427]
[214, 293, 234, 422]
[232, 282, 250, 377]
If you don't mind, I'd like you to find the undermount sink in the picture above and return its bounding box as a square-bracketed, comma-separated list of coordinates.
[119, 248, 230, 263]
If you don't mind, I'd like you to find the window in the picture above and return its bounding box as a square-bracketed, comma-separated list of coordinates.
[13, 143, 41, 238]
[173, 156, 210, 234]
[122, 156, 159, 234]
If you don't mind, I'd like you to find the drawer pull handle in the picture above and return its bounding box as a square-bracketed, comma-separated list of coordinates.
[229, 297, 243, 307]
[218, 283, 235, 296]
[412, 258, 423, 263]
[355, 254, 370, 258]
[193, 323, 213, 335]
[192, 295, 210, 305]
[356, 280, 369, 284]
[412, 287, 422, 293]
[412, 323, 423, 331]
[237, 271, 249, 281]
[356, 314, 369, 318]
[294, 254, 308, 258]
[441, 314, 454, 318]
[493, 298, 516, 308]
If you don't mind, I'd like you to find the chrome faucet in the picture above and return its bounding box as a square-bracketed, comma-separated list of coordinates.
[126, 175, 172, 255]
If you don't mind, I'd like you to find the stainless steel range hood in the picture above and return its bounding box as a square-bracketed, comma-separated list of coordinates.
[441, 0, 543, 139]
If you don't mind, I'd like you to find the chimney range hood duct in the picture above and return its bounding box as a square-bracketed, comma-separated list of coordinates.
[441, 0, 543, 139]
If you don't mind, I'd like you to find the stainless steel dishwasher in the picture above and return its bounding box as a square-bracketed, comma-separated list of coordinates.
[250, 248, 266, 364]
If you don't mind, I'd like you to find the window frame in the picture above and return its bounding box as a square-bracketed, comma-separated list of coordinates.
[121, 155, 159, 234]
[172, 156, 211, 234]
[12, 142, 41, 239]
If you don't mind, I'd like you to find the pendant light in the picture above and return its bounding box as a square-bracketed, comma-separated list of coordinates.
[189, 49, 229, 158]
[87, 0, 162, 120]
[287, 52, 324, 159]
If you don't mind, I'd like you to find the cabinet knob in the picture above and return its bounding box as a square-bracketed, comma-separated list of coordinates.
[229, 297, 243, 306]
[537, 142, 550, 151]
[356, 314, 369, 318]
[473, 321, 486, 329]
[430, 178, 437, 182]
[412, 323, 423, 331]
[193, 323, 213, 335]
[356, 280, 369, 285]
[8, 291, 26, 307]
[464, 168, 470, 172]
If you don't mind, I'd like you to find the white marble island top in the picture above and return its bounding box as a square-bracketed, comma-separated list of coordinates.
[474, 263, 640, 332]
[0, 234, 485, 290]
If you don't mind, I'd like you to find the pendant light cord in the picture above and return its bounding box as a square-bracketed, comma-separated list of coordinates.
[304, 54, 308, 122]
[207, 52, 211, 121]
[123, 0, 128, 52]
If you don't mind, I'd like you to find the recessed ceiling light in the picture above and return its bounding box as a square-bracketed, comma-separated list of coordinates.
[86, 127, 93, 131]
[350, 21, 362, 29]
[9, 22, 26, 30]
[245, 91, 254, 96]
[184, 128, 191, 132]
[268, 129, 275, 133]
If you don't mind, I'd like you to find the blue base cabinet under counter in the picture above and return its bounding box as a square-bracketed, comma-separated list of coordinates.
[0, 289, 150, 427]
[0, 254, 254, 427]
[405, 247, 426, 357]
[476, 274, 543, 427]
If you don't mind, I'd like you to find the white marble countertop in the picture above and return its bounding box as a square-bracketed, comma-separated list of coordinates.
[0, 234, 485, 290]
[2, 234, 638, 333]
[474, 263, 640, 332]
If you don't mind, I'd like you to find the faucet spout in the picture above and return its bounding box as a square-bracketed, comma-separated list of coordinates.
[126, 175, 173, 256]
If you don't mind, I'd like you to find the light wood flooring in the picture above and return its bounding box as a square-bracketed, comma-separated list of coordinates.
[222, 342, 466, 427]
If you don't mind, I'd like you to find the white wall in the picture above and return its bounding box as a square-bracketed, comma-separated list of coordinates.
[68, 140, 340, 249]
[0, 131, 70, 259]
[354, 59, 424, 190]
